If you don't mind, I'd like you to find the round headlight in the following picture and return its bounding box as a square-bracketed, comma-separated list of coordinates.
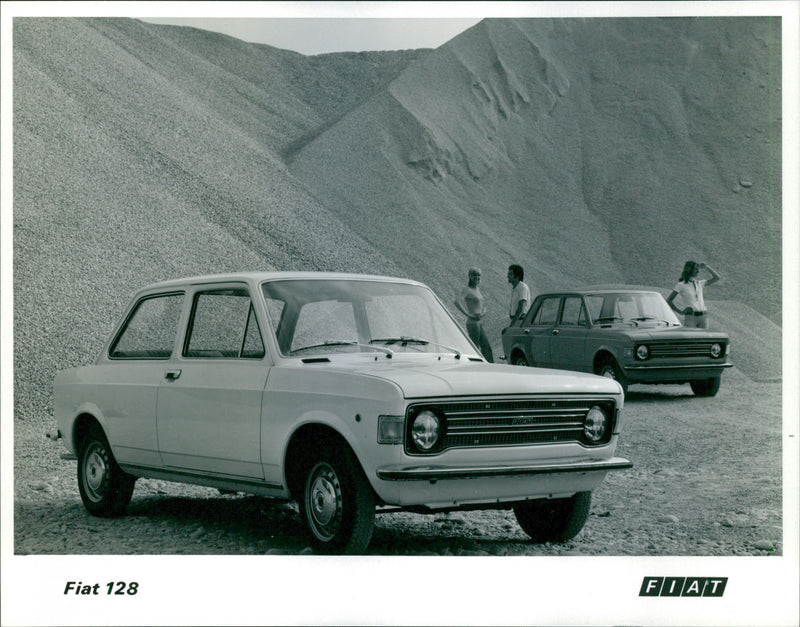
[710, 343, 723, 358]
[411, 410, 440, 451]
[636, 345, 649, 360]
[584, 405, 609, 443]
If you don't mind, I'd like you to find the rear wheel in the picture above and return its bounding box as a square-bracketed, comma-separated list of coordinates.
[597, 357, 628, 395]
[299, 444, 375, 554]
[77, 424, 135, 517]
[690, 377, 721, 397]
[513, 492, 592, 542]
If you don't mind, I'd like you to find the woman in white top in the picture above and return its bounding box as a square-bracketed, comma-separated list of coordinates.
[454, 267, 494, 362]
[667, 261, 721, 328]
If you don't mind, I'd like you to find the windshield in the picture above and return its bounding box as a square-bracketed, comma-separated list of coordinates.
[261, 279, 478, 357]
[584, 292, 681, 326]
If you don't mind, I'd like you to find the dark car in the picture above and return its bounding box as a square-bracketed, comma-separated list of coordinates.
[501, 289, 732, 396]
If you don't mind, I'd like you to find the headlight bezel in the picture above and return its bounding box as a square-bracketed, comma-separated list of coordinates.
[710, 342, 723, 359]
[635, 344, 650, 360]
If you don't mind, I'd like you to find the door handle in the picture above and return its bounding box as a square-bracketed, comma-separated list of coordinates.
[164, 369, 182, 380]
[552, 329, 560, 336]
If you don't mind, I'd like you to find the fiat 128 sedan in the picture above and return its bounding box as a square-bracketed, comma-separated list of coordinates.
[52, 273, 631, 554]
[502, 289, 732, 396]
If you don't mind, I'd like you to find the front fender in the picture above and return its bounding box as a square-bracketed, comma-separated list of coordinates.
[262, 367, 405, 488]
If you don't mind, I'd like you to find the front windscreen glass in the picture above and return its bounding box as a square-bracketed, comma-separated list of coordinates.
[261, 279, 477, 357]
[585, 292, 681, 326]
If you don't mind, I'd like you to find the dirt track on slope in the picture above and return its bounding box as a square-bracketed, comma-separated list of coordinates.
[15, 370, 782, 557]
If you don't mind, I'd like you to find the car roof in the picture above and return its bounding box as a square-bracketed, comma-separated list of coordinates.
[138, 271, 426, 293]
[537, 288, 663, 297]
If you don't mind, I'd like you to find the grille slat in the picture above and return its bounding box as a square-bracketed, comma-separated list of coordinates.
[448, 413, 586, 425]
[446, 407, 591, 417]
[449, 425, 584, 436]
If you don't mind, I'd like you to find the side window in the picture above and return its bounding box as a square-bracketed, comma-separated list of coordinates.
[560, 297, 587, 327]
[185, 289, 265, 359]
[263, 297, 288, 352]
[110, 293, 184, 359]
[532, 297, 560, 326]
[242, 306, 266, 358]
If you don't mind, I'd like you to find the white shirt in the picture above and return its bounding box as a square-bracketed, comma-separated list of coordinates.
[509, 281, 531, 318]
[673, 279, 707, 312]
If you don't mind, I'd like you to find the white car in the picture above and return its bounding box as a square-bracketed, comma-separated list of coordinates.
[52, 272, 631, 553]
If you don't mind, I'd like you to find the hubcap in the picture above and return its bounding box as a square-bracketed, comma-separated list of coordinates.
[306, 463, 342, 540]
[83, 442, 109, 502]
[601, 366, 616, 380]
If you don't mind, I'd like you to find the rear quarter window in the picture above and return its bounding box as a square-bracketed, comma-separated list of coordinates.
[109, 293, 184, 359]
[532, 297, 560, 325]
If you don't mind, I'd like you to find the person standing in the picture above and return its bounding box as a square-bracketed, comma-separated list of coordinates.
[454, 267, 493, 362]
[667, 261, 721, 328]
[507, 264, 530, 326]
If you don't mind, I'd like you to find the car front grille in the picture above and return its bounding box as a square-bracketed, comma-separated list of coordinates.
[647, 341, 721, 358]
[405, 398, 616, 455]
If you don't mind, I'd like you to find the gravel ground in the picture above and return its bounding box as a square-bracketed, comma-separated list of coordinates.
[14, 370, 782, 557]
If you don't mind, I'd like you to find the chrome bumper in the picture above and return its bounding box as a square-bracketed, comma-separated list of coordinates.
[624, 362, 733, 372]
[377, 456, 632, 481]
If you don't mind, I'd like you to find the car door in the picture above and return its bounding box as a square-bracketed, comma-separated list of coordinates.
[156, 284, 268, 479]
[522, 296, 561, 366]
[549, 296, 590, 372]
[100, 291, 185, 468]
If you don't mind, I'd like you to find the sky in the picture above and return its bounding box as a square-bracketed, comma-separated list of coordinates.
[141, 17, 482, 55]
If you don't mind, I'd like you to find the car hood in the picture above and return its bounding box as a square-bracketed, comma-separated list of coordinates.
[341, 358, 622, 399]
[607, 325, 729, 341]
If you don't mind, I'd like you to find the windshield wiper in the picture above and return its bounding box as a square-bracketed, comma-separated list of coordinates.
[369, 336, 461, 358]
[290, 341, 393, 357]
[595, 316, 624, 323]
[631, 316, 672, 326]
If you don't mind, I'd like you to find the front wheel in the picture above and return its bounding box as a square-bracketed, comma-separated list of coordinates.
[511, 353, 529, 367]
[690, 377, 721, 397]
[597, 357, 628, 395]
[513, 492, 592, 543]
[77, 424, 135, 517]
[300, 445, 375, 554]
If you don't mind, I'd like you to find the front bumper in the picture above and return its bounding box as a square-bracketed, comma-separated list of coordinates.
[377, 456, 632, 481]
[372, 456, 632, 508]
[622, 361, 732, 384]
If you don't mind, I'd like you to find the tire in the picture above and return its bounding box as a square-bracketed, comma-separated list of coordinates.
[77, 424, 135, 517]
[513, 492, 592, 543]
[299, 444, 375, 554]
[690, 377, 721, 397]
[597, 357, 628, 395]
[512, 353, 529, 367]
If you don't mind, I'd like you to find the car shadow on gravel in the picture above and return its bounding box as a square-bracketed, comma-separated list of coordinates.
[124, 496, 540, 555]
[624, 386, 697, 402]
[124, 495, 310, 552]
[367, 526, 537, 556]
